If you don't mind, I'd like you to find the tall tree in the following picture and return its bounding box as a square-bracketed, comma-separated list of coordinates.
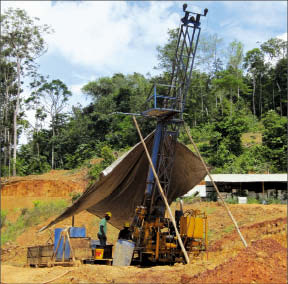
[261, 110, 287, 172]
[243, 48, 265, 117]
[1, 8, 51, 175]
[38, 79, 72, 169]
[227, 40, 244, 99]
[0, 52, 17, 177]
[260, 38, 287, 61]
[274, 57, 288, 117]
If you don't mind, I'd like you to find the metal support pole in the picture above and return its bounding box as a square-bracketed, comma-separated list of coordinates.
[184, 123, 248, 248]
[133, 116, 190, 264]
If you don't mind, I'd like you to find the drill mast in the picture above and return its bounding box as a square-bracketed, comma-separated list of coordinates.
[142, 4, 208, 217]
[131, 4, 208, 264]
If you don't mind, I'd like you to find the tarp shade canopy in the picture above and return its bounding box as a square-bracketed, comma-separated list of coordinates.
[40, 132, 207, 231]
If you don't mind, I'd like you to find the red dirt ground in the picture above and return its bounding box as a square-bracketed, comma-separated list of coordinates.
[184, 238, 287, 284]
[1, 170, 287, 283]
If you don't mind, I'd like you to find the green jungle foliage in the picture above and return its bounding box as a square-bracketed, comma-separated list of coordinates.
[88, 145, 116, 183]
[0, 8, 287, 178]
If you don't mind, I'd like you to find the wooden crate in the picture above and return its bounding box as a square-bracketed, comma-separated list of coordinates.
[73, 248, 93, 259]
[70, 238, 92, 259]
[27, 244, 54, 267]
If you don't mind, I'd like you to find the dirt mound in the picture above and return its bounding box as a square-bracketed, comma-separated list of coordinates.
[1, 169, 89, 198]
[183, 238, 287, 283]
[1, 180, 84, 197]
[210, 216, 287, 252]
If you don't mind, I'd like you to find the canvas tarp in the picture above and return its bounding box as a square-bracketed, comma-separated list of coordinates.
[40, 132, 207, 231]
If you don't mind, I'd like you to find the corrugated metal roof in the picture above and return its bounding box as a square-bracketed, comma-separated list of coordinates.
[205, 174, 287, 183]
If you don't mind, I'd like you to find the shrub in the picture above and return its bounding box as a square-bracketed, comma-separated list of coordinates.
[225, 197, 238, 204]
[70, 192, 82, 203]
[88, 145, 115, 182]
[266, 198, 282, 205]
[247, 197, 260, 204]
[1, 210, 7, 228]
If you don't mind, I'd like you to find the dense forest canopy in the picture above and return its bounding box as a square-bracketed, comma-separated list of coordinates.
[0, 7, 287, 178]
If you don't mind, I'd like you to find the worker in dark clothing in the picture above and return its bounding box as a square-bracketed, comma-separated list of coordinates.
[97, 212, 112, 247]
[118, 222, 132, 240]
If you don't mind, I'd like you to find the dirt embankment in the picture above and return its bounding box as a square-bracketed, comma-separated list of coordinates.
[184, 238, 287, 284]
[1, 169, 88, 197]
[1, 170, 89, 213]
[1, 170, 287, 283]
[1, 180, 83, 197]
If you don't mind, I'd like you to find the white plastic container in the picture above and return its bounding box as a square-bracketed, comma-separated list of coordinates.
[112, 240, 135, 266]
[238, 196, 247, 204]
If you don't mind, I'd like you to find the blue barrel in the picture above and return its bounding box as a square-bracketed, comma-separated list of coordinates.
[69, 227, 86, 238]
[112, 240, 135, 266]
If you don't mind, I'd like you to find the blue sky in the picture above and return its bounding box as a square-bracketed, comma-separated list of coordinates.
[2, 1, 287, 142]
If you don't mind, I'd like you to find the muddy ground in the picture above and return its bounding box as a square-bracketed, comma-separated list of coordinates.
[1, 170, 287, 283]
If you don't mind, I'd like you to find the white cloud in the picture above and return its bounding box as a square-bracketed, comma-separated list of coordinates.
[70, 83, 83, 96]
[277, 32, 287, 41]
[221, 1, 287, 29]
[69, 83, 91, 108]
[2, 1, 180, 75]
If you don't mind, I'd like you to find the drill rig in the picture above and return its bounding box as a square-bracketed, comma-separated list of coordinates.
[130, 4, 208, 265]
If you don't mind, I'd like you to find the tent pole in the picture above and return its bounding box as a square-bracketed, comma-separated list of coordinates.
[132, 116, 190, 264]
[184, 123, 248, 248]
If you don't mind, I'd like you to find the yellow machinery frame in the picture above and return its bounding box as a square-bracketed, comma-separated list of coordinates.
[132, 208, 208, 264]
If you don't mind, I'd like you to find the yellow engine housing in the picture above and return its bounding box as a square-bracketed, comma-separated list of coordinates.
[180, 216, 204, 238]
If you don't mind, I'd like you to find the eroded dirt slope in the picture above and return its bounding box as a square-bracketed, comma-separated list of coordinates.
[1, 169, 88, 198]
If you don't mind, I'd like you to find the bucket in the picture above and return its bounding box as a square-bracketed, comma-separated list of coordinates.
[112, 240, 135, 266]
[95, 248, 104, 259]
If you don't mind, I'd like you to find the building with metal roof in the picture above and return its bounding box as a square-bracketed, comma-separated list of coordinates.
[204, 174, 287, 183]
[204, 174, 287, 201]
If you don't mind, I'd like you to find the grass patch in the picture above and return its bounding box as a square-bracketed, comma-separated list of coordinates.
[207, 229, 215, 240]
[223, 224, 234, 234]
[1, 199, 67, 245]
[182, 195, 201, 204]
[241, 132, 262, 147]
[204, 207, 217, 215]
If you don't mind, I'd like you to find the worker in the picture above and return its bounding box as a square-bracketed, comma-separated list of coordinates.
[118, 222, 132, 240]
[98, 212, 112, 247]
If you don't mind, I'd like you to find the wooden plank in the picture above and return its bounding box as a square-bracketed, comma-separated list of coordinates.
[66, 232, 75, 262]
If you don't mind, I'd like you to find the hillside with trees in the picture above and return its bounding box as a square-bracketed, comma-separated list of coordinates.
[1, 8, 287, 179]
